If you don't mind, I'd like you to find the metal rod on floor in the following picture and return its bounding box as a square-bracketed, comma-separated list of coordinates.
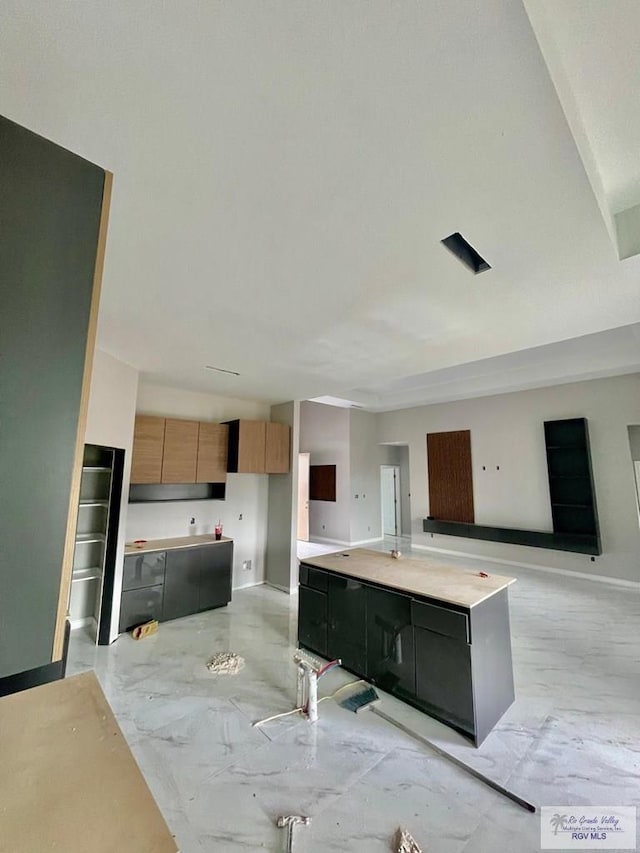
[371, 708, 537, 814]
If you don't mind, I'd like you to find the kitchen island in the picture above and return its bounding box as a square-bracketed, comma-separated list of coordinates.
[298, 548, 516, 745]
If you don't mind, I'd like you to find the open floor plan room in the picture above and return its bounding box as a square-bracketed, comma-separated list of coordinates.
[68, 543, 640, 852]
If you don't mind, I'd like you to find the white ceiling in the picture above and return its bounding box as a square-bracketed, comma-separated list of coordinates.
[1, 1, 640, 409]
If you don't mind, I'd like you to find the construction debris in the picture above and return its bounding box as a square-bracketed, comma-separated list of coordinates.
[395, 827, 423, 853]
[206, 652, 245, 675]
[131, 620, 158, 640]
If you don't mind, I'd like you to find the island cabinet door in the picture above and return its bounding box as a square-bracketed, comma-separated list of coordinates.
[414, 627, 474, 735]
[366, 587, 415, 700]
[163, 549, 201, 621]
[199, 542, 233, 611]
[298, 586, 328, 657]
[327, 575, 367, 676]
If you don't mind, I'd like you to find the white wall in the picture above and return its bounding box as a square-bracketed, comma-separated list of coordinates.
[299, 401, 351, 543]
[378, 374, 640, 582]
[84, 349, 139, 641]
[349, 409, 385, 543]
[126, 382, 270, 590]
[265, 401, 300, 592]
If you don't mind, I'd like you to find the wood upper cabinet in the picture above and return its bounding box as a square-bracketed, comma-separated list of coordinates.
[226, 419, 290, 474]
[131, 416, 165, 484]
[265, 422, 291, 474]
[161, 419, 199, 483]
[196, 423, 228, 483]
[238, 420, 267, 473]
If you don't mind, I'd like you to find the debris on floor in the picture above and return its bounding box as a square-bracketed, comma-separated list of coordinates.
[131, 620, 158, 640]
[394, 827, 423, 853]
[206, 652, 245, 674]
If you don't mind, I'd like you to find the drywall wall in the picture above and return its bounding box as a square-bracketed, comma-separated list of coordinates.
[299, 401, 351, 543]
[126, 382, 270, 590]
[378, 373, 640, 582]
[0, 116, 105, 679]
[349, 409, 385, 543]
[265, 401, 299, 592]
[84, 349, 139, 641]
[627, 425, 640, 461]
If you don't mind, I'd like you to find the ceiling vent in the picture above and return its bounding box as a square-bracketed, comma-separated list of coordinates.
[441, 232, 491, 274]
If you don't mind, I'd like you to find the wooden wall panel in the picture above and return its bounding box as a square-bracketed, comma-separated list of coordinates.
[427, 430, 474, 523]
[309, 465, 337, 502]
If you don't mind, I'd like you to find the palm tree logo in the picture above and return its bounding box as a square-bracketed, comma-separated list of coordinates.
[550, 814, 568, 835]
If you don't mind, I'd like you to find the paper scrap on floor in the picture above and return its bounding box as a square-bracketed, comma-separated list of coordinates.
[395, 827, 423, 853]
[206, 652, 245, 674]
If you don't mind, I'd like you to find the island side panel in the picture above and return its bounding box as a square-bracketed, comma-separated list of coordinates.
[469, 587, 515, 744]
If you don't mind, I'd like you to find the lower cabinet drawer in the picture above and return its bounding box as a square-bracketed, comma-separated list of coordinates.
[122, 551, 166, 591]
[119, 585, 164, 633]
[411, 599, 469, 643]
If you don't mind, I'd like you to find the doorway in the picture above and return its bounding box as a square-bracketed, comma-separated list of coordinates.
[297, 452, 310, 541]
[380, 465, 402, 537]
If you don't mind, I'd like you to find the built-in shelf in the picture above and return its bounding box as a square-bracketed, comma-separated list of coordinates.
[546, 445, 587, 450]
[422, 518, 600, 555]
[75, 533, 105, 544]
[72, 567, 102, 582]
[79, 500, 109, 507]
[82, 466, 111, 472]
[129, 482, 226, 503]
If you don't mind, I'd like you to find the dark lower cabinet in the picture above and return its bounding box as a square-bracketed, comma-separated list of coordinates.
[199, 541, 233, 610]
[327, 574, 367, 676]
[163, 548, 201, 621]
[414, 627, 474, 733]
[366, 587, 415, 700]
[119, 585, 164, 633]
[298, 586, 328, 657]
[119, 543, 233, 632]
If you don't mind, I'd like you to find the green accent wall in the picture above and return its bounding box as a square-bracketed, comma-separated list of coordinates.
[0, 115, 105, 678]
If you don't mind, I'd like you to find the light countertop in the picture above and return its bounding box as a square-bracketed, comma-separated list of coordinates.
[300, 548, 516, 609]
[125, 534, 232, 555]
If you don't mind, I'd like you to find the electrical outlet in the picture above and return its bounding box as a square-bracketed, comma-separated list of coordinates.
[238, 513, 243, 520]
[242, 559, 252, 571]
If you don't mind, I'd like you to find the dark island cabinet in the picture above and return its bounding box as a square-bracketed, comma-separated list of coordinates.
[366, 586, 415, 701]
[298, 561, 514, 746]
[120, 542, 233, 633]
[327, 574, 368, 676]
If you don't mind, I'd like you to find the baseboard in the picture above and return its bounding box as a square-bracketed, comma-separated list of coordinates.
[309, 536, 351, 546]
[264, 581, 296, 594]
[308, 536, 384, 547]
[233, 579, 265, 591]
[411, 543, 640, 590]
[69, 616, 97, 631]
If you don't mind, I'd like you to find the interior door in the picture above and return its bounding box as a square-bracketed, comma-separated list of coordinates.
[381, 465, 400, 536]
[297, 453, 310, 541]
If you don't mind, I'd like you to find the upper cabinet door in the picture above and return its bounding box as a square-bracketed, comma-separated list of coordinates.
[265, 422, 291, 474]
[161, 419, 199, 483]
[196, 423, 228, 483]
[131, 416, 165, 484]
[237, 421, 267, 473]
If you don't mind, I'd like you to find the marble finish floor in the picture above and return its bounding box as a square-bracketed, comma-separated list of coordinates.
[69, 545, 640, 852]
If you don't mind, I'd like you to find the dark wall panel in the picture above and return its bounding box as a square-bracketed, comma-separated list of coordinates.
[427, 430, 475, 523]
[0, 115, 105, 678]
[309, 464, 336, 502]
